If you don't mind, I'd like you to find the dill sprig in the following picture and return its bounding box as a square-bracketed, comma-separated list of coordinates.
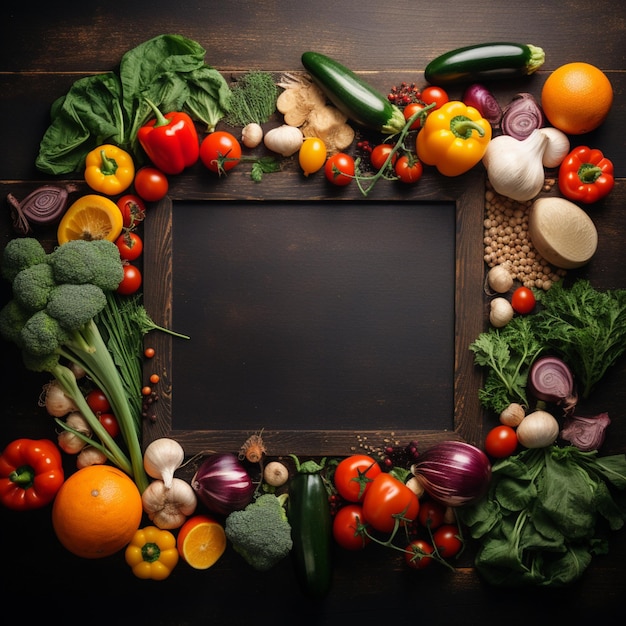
[225, 71, 279, 127]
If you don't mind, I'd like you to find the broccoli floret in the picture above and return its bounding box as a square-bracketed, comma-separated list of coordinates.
[47, 283, 107, 331]
[88, 239, 125, 291]
[0, 299, 31, 347]
[20, 309, 70, 356]
[11, 262, 57, 312]
[1, 237, 48, 282]
[224, 493, 293, 571]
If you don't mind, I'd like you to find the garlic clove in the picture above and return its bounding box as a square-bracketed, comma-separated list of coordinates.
[489, 297, 514, 328]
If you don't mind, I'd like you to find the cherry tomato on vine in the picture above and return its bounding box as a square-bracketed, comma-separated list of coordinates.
[324, 152, 355, 186]
[362, 473, 419, 533]
[115, 231, 143, 261]
[334, 454, 382, 502]
[200, 131, 242, 174]
[511, 286, 536, 314]
[433, 524, 463, 559]
[98, 413, 120, 438]
[485, 425, 518, 458]
[417, 498, 445, 530]
[116, 194, 146, 229]
[403, 102, 428, 130]
[420, 86, 449, 110]
[370, 144, 397, 171]
[117, 264, 142, 295]
[332, 504, 370, 551]
[394, 155, 423, 184]
[299, 137, 327, 176]
[134, 167, 169, 202]
[86, 389, 111, 414]
[404, 539, 434, 570]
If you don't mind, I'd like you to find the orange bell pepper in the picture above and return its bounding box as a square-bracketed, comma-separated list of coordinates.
[416, 100, 492, 176]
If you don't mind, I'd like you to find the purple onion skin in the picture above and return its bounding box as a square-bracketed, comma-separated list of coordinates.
[528, 355, 578, 416]
[463, 83, 502, 126]
[561, 412, 611, 451]
[501, 93, 545, 140]
[191, 452, 255, 516]
[412, 441, 492, 507]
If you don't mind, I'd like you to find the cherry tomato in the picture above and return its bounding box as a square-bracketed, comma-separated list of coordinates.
[86, 389, 111, 414]
[433, 524, 463, 559]
[98, 413, 120, 438]
[485, 424, 518, 458]
[324, 152, 355, 186]
[332, 504, 370, 551]
[420, 86, 449, 110]
[417, 497, 445, 530]
[403, 102, 428, 130]
[299, 137, 327, 176]
[134, 167, 169, 202]
[116, 194, 146, 229]
[394, 155, 423, 184]
[334, 454, 382, 502]
[115, 231, 143, 261]
[404, 539, 434, 570]
[511, 286, 536, 314]
[117, 264, 142, 295]
[200, 131, 241, 174]
[362, 473, 420, 533]
[370, 144, 397, 171]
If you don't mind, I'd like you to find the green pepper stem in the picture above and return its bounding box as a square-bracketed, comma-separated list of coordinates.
[8, 466, 35, 489]
[578, 163, 603, 184]
[99, 150, 118, 176]
[145, 98, 171, 128]
[450, 115, 485, 139]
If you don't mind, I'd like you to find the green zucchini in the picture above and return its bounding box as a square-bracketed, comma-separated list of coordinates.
[287, 456, 333, 599]
[424, 42, 545, 85]
[301, 51, 405, 134]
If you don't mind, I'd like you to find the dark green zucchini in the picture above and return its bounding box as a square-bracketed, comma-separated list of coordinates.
[287, 456, 333, 599]
[301, 51, 405, 134]
[424, 42, 545, 85]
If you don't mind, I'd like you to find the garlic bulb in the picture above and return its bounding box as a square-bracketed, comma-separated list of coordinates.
[57, 411, 92, 454]
[486, 264, 514, 294]
[263, 124, 304, 156]
[143, 437, 185, 489]
[537, 127, 570, 168]
[516, 410, 560, 448]
[241, 123, 263, 148]
[489, 297, 514, 328]
[482, 130, 549, 202]
[141, 477, 198, 530]
[499, 402, 526, 427]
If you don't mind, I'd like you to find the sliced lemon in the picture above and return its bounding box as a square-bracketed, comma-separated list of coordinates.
[57, 194, 123, 245]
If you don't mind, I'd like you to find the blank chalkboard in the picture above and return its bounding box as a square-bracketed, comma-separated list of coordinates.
[142, 171, 486, 456]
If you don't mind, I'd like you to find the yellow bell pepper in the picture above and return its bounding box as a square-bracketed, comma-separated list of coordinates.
[84, 144, 135, 195]
[416, 101, 492, 176]
[125, 526, 179, 580]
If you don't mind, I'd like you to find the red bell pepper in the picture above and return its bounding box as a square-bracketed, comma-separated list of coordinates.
[558, 146, 614, 204]
[137, 100, 200, 175]
[0, 438, 64, 510]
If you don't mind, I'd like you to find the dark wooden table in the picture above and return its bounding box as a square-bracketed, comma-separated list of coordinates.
[1, 2, 625, 623]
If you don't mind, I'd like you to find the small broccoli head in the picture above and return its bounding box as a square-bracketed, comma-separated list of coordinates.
[0, 299, 31, 347]
[224, 493, 293, 571]
[12, 262, 57, 312]
[88, 239, 124, 291]
[20, 309, 69, 356]
[46, 283, 107, 330]
[1, 237, 48, 283]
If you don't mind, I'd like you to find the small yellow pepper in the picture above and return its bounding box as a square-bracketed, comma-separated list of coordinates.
[125, 526, 179, 580]
[416, 100, 492, 176]
[84, 144, 135, 195]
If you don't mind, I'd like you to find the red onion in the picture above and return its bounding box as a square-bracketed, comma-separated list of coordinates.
[501, 93, 545, 140]
[411, 441, 491, 507]
[528, 355, 578, 416]
[191, 452, 255, 516]
[463, 83, 502, 126]
[560, 412, 611, 451]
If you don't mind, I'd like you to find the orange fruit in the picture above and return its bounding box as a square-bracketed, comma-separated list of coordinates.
[177, 514, 226, 569]
[57, 194, 123, 245]
[541, 62, 613, 135]
[52, 465, 142, 559]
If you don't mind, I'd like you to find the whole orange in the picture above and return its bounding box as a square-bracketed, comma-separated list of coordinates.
[52, 465, 143, 559]
[541, 62, 613, 135]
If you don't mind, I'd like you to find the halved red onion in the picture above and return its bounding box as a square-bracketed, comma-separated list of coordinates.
[560, 412, 611, 451]
[528, 355, 578, 415]
[501, 93, 545, 140]
[463, 83, 502, 126]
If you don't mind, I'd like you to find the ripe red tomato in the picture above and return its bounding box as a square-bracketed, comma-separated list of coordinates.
[98, 413, 120, 438]
[362, 473, 420, 533]
[86, 389, 111, 414]
[116, 194, 146, 229]
[433, 524, 463, 559]
[117, 264, 142, 295]
[403, 102, 428, 130]
[485, 425, 518, 458]
[332, 504, 370, 550]
[420, 86, 450, 110]
[394, 155, 423, 184]
[200, 131, 242, 174]
[404, 539, 434, 569]
[370, 143, 397, 171]
[511, 286, 536, 314]
[115, 232, 143, 261]
[134, 167, 169, 202]
[324, 152, 355, 186]
[334, 454, 382, 502]
[417, 498, 445, 530]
